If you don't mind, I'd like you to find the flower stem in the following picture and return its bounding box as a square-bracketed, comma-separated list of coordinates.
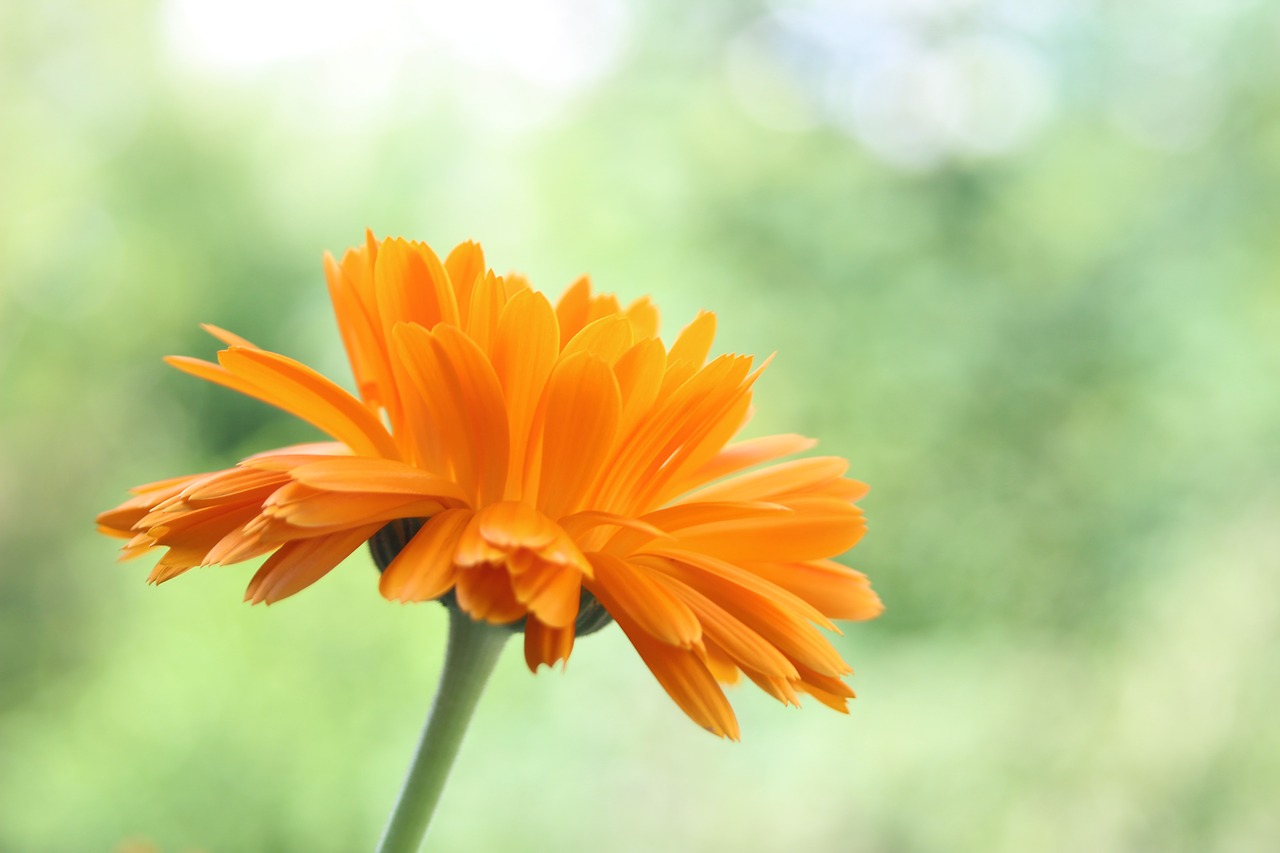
[376, 610, 511, 853]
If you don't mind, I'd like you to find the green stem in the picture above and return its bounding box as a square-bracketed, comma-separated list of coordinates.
[376, 610, 511, 853]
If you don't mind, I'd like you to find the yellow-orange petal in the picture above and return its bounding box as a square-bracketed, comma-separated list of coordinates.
[668, 310, 717, 369]
[611, 337, 667, 443]
[445, 239, 486, 320]
[622, 296, 660, 340]
[555, 276, 592, 342]
[561, 315, 634, 366]
[659, 310, 717, 397]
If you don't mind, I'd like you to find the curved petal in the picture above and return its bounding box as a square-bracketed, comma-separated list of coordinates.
[445, 239, 486, 320]
[380, 508, 472, 602]
[533, 353, 621, 519]
[587, 552, 700, 648]
[524, 619, 575, 671]
[612, 608, 739, 740]
[245, 525, 379, 605]
[491, 290, 559, 499]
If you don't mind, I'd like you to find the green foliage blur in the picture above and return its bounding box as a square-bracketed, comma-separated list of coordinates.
[2, 0, 1278, 850]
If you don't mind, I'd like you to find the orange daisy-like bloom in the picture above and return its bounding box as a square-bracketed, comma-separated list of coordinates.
[98, 233, 881, 738]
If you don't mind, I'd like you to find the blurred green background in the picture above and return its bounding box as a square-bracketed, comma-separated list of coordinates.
[3, 0, 1278, 850]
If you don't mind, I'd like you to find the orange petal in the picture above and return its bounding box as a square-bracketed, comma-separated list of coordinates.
[509, 561, 582, 628]
[555, 276, 592, 342]
[668, 310, 717, 368]
[380, 508, 472, 602]
[585, 292, 621, 325]
[288, 456, 468, 501]
[558, 510, 669, 545]
[324, 250, 387, 408]
[263, 487, 446, 531]
[534, 353, 621, 519]
[179, 467, 290, 503]
[690, 457, 851, 504]
[168, 347, 397, 460]
[561, 315, 634, 366]
[636, 550, 849, 676]
[200, 323, 259, 349]
[586, 552, 700, 647]
[660, 574, 798, 679]
[98, 475, 199, 534]
[465, 272, 507, 357]
[445, 240, 486, 320]
[613, 611, 739, 740]
[793, 664, 855, 713]
[431, 324, 510, 505]
[374, 238, 458, 337]
[595, 354, 753, 516]
[666, 500, 866, 563]
[491, 290, 559, 499]
[623, 296, 660, 340]
[523, 619, 575, 671]
[746, 560, 883, 622]
[640, 501, 790, 533]
[454, 563, 527, 625]
[245, 525, 378, 605]
[659, 311, 717, 397]
[611, 337, 667, 443]
[684, 434, 818, 487]
[699, 638, 743, 684]
[393, 323, 510, 505]
[241, 442, 349, 463]
[646, 391, 752, 507]
[473, 501, 559, 550]
[741, 667, 802, 708]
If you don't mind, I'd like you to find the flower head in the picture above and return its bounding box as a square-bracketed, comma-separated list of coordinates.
[99, 233, 881, 738]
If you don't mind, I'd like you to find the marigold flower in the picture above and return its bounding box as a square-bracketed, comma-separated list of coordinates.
[98, 233, 881, 739]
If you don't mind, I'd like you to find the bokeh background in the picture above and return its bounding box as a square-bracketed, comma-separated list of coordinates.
[3, 0, 1279, 850]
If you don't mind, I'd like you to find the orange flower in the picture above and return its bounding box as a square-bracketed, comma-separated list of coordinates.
[98, 233, 881, 738]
